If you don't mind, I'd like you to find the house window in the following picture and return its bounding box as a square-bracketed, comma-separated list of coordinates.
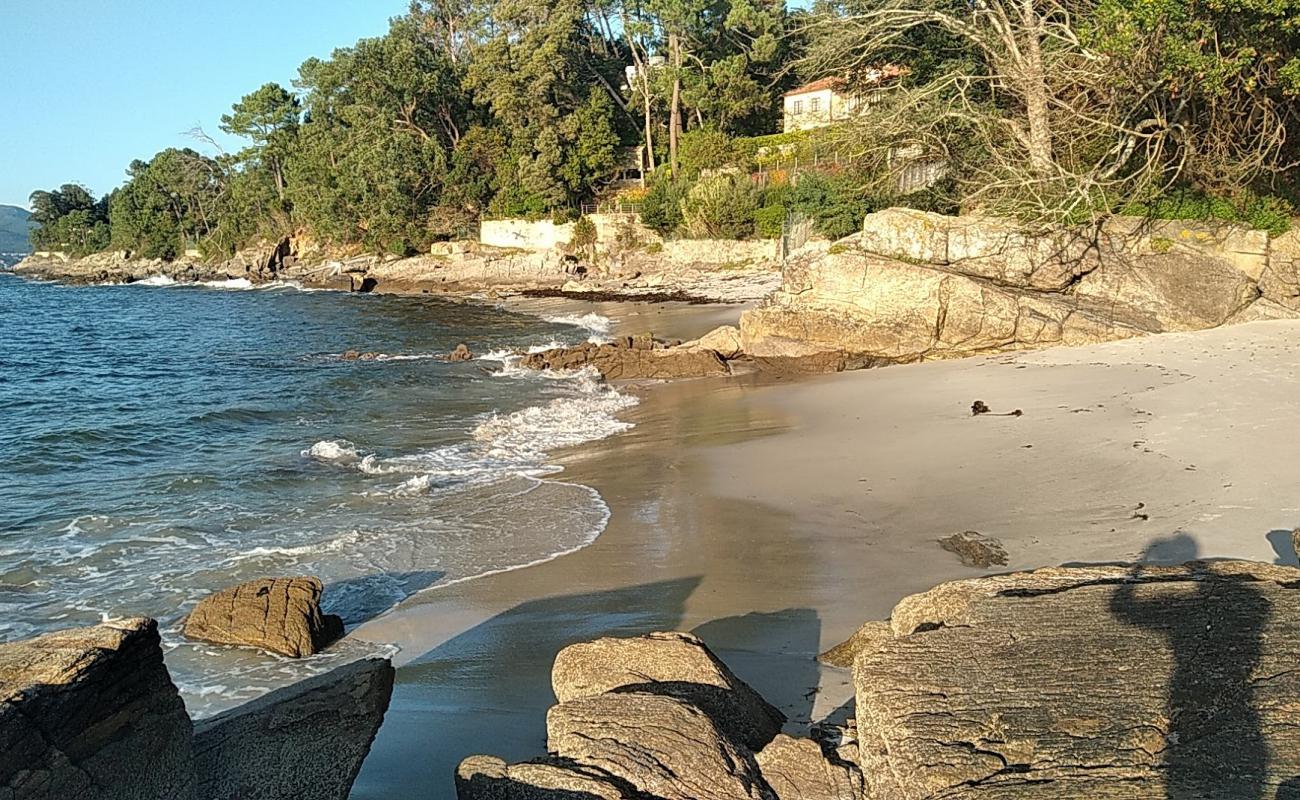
[809, 97, 821, 113]
[792, 100, 804, 115]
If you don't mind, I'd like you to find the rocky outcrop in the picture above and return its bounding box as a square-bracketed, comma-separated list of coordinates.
[1260, 229, 1300, 310]
[552, 631, 785, 750]
[182, 577, 344, 658]
[460, 631, 854, 800]
[519, 335, 730, 380]
[547, 692, 774, 800]
[817, 620, 892, 669]
[192, 658, 395, 800]
[456, 755, 638, 799]
[683, 325, 745, 359]
[0, 618, 194, 800]
[741, 210, 1298, 364]
[853, 560, 1300, 799]
[756, 734, 863, 800]
[449, 343, 474, 361]
[937, 530, 1008, 568]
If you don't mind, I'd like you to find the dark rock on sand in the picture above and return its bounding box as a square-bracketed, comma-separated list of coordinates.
[755, 734, 863, 800]
[193, 657, 394, 800]
[817, 620, 892, 668]
[520, 336, 729, 380]
[456, 755, 638, 799]
[449, 343, 474, 361]
[552, 631, 785, 751]
[855, 560, 1300, 798]
[547, 692, 774, 800]
[183, 577, 344, 658]
[938, 530, 1008, 568]
[0, 618, 194, 800]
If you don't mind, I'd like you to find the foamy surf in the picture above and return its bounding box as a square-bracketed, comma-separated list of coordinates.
[542, 312, 613, 339]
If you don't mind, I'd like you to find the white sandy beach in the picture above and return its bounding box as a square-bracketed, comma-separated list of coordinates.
[349, 318, 1300, 799]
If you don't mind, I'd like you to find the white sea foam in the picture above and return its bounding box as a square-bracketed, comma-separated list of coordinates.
[303, 439, 363, 463]
[198, 278, 254, 290]
[134, 275, 178, 287]
[542, 312, 612, 337]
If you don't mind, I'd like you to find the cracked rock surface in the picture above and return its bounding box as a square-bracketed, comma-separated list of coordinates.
[854, 560, 1300, 799]
[552, 631, 785, 751]
[0, 618, 194, 800]
[546, 692, 775, 800]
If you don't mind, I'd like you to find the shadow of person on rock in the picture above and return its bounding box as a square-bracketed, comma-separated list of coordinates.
[1110, 533, 1270, 798]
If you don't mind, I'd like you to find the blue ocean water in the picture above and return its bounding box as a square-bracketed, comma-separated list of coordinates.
[0, 272, 632, 710]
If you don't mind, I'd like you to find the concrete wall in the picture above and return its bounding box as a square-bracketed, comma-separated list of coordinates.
[480, 219, 576, 251]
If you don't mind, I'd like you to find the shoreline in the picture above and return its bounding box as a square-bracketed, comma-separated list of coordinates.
[348, 317, 1300, 798]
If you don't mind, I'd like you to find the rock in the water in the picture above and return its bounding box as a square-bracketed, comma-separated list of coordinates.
[818, 620, 892, 668]
[854, 560, 1300, 798]
[182, 577, 344, 658]
[455, 754, 637, 799]
[684, 325, 744, 359]
[552, 631, 785, 750]
[938, 530, 1008, 568]
[519, 337, 729, 379]
[547, 692, 774, 800]
[192, 657, 394, 800]
[449, 343, 474, 361]
[755, 734, 863, 800]
[0, 618, 194, 800]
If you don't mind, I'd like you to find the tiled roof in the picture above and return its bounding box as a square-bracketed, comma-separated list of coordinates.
[783, 77, 845, 97]
[783, 65, 907, 97]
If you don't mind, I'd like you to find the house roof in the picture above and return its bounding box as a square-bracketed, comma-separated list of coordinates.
[784, 77, 845, 97]
[783, 66, 907, 98]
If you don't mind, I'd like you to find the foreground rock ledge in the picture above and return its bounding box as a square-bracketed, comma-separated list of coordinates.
[0, 617, 195, 800]
[552, 630, 785, 751]
[193, 657, 395, 800]
[854, 559, 1300, 799]
[183, 576, 344, 658]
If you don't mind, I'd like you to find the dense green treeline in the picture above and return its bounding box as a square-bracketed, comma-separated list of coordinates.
[31, 0, 804, 259]
[28, 0, 1300, 259]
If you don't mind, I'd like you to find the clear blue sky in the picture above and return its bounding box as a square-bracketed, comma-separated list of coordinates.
[0, 1, 405, 208]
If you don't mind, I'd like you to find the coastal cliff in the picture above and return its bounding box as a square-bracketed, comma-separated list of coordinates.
[741, 209, 1300, 363]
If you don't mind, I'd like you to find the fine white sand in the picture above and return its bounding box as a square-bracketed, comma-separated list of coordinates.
[350, 319, 1300, 799]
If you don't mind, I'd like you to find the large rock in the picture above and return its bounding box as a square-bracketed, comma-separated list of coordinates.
[742, 210, 1300, 366]
[183, 577, 344, 658]
[854, 560, 1300, 799]
[455, 754, 637, 799]
[551, 631, 785, 751]
[546, 692, 774, 800]
[192, 657, 395, 800]
[0, 618, 194, 800]
[519, 336, 730, 379]
[755, 734, 863, 800]
[1260, 228, 1300, 310]
[741, 242, 1148, 362]
[684, 325, 745, 359]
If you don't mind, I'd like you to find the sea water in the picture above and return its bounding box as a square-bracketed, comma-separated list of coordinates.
[0, 272, 631, 713]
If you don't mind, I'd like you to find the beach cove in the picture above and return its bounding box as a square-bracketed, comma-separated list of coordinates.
[350, 315, 1300, 798]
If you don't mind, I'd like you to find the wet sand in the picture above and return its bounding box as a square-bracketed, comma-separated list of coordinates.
[349, 318, 1300, 799]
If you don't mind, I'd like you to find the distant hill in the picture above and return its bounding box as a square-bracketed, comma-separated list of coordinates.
[0, 205, 34, 254]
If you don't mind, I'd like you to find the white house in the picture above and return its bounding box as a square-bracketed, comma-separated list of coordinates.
[781, 66, 905, 133]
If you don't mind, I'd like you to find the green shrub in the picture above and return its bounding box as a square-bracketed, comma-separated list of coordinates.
[753, 205, 787, 239]
[641, 176, 688, 236]
[571, 216, 597, 254]
[1121, 189, 1294, 237]
[680, 173, 760, 239]
[679, 130, 736, 179]
[792, 173, 875, 241]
